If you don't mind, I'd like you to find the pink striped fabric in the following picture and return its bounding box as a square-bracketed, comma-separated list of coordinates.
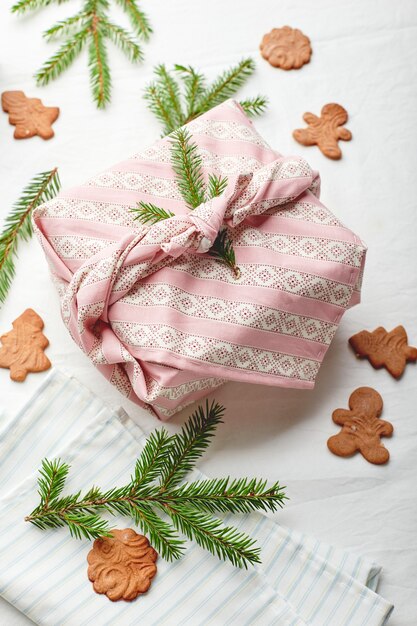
[33, 100, 366, 420]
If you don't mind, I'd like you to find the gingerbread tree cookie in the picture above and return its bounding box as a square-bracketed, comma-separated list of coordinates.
[349, 325, 417, 379]
[293, 103, 352, 160]
[0, 309, 51, 381]
[1, 91, 59, 140]
[327, 387, 393, 465]
[87, 529, 157, 602]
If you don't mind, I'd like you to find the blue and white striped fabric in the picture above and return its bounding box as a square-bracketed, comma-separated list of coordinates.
[0, 370, 393, 625]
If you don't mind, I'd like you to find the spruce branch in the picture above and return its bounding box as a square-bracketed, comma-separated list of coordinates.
[207, 174, 228, 199]
[26, 402, 287, 568]
[170, 128, 206, 210]
[11, 0, 70, 15]
[131, 202, 174, 225]
[144, 59, 267, 135]
[132, 131, 240, 278]
[154, 64, 185, 130]
[159, 400, 225, 490]
[143, 83, 179, 137]
[114, 0, 152, 40]
[209, 228, 241, 279]
[0, 168, 61, 306]
[36, 26, 90, 85]
[174, 65, 206, 119]
[164, 504, 260, 568]
[12, 0, 150, 108]
[196, 58, 257, 113]
[239, 96, 269, 118]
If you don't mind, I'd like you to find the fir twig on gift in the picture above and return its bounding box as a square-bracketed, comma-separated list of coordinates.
[144, 59, 268, 136]
[11, 0, 152, 108]
[0, 169, 61, 306]
[26, 401, 287, 568]
[131, 128, 239, 276]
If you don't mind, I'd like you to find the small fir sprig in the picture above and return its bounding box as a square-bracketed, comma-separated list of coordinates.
[144, 59, 268, 136]
[0, 169, 61, 306]
[11, 0, 152, 109]
[26, 401, 287, 568]
[131, 129, 240, 277]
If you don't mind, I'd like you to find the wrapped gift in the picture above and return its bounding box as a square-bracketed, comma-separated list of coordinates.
[33, 100, 366, 420]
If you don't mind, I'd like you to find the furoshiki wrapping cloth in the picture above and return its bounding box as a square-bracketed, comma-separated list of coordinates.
[33, 100, 366, 420]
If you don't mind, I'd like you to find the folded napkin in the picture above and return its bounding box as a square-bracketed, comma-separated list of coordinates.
[32, 100, 367, 419]
[0, 370, 392, 625]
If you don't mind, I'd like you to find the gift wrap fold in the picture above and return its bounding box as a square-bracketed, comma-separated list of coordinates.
[33, 100, 367, 419]
[0, 370, 393, 625]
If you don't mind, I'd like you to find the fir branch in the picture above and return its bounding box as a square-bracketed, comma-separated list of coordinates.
[209, 228, 241, 279]
[36, 25, 90, 85]
[37, 458, 70, 507]
[26, 402, 287, 567]
[101, 19, 144, 62]
[195, 58, 256, 115]
[162, 478, 287, 515]
[239, 96, 269, 118]
[114, 0, 152, 40]
[143, 83, 179, 137]
[88, 13, 111, 109]
[170, 128, 206, 210]
[174, 64, 206, 120]
[131, 202, 174, 225]
[154, 65, 185, 130]
[165, 504, 260, 569]
[11, 0, 70, 15]
[131, 429, 173, 489]
[0, 168, 61, 306]
[207, 174, 228, 200]
[159, 400, 225, 490]
[144, 59, 266, 135]
[43, 12, 88, 41]
[13, 0, 151, 108]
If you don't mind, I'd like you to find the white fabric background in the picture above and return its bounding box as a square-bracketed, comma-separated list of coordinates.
[0, 0, 416, 624]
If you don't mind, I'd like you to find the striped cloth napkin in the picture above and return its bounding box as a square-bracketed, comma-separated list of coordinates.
[0, 370, 393, 625]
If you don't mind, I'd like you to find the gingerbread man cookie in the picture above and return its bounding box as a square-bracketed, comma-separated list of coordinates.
[293, 103, 352, 160]
[87, 529, 157, 602]
[349, 326, 417, 379]
[260, 26, 312, 70]
[2, 90, 59, 140]
[327, 387, 393, 465]
[0, 309, 51, 381]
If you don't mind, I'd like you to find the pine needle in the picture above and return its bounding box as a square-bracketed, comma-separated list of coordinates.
[25, 401, 287, 567]
[12, 0, 150, 108]
[0, 168, 61, 306]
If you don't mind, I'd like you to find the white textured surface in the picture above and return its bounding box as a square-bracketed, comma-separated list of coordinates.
[0, 0, 416, 624]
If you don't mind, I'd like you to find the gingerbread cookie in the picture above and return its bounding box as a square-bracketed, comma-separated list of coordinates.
[349, 325, 417, 379]
[260, 26, 312, 70]
[1, 90, 59, 140]
[87, 529, 157, 602]
[293, 103, 352, 160]
[0, 309, 51, 381]
[327, 387, 393, 465]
